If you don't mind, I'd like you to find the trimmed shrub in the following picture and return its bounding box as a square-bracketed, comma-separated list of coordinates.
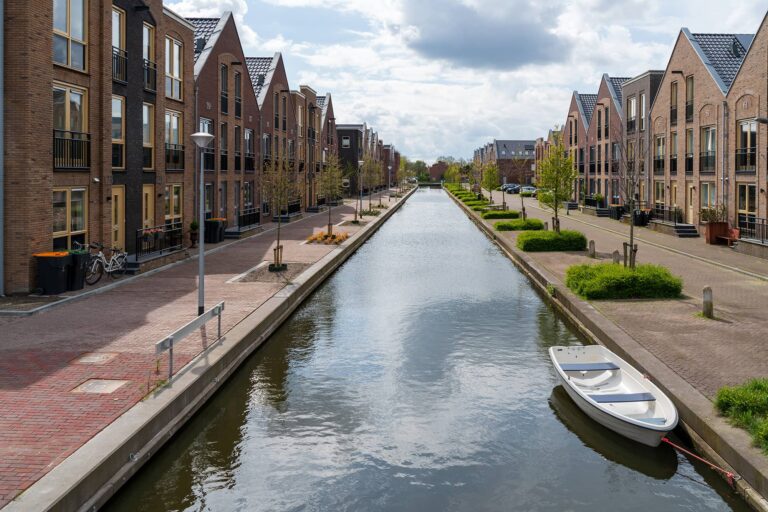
[463, 200, 489, 207]
[516, 230, 587, 252]
[471, 205, 487, 212]
[495, 218, 544, 231]
[521, 191, 535, 198]
[482, 210, 520, 220]
[716, 379, 768, 453]
[565, 263, 683, 300]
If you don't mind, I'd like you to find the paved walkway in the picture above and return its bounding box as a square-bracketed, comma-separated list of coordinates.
[0, 192, 399, 508]
[483, 190, 768, 400]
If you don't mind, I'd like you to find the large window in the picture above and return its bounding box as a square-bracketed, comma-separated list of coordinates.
[342, 136, 351, 148]
[112, 8, 124, 49]
[220, 64, 229, 114]
[53, 0, 87, 70]
[234, 125, 242, 171]
[700, 182, 716, 209]
[737, 184, 757, 227]
[165, 111, 182, 145]
[220, 122, 229, 170]
[685, 76, 694, 122]
[165, 110, 183, 170]
[165, 37, 183, 100]
[204, 183, 214, 219]
[639, 93, 646, 131]
[111, 96, 125, 168]
[143, 103, 154, 170]
[53, 84, 89, 169]
[164, 184, 183, 225]
[700, 126, 716, 173]
[736, 120, 757, 172]
[142, 24, 154, 61]
[53, 187, 87, 250]
[670, 81, 678, 126]
[654, 181, 665, 206]
[234, 71, 242, 118]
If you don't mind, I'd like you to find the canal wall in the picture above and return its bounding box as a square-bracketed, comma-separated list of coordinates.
[7, 188, 417, 512]
[446, 190, 768, 512]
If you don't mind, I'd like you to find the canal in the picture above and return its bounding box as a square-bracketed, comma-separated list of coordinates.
[107, 188, 748, 511]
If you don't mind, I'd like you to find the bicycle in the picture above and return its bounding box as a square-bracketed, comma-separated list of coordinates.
[74, 242, 127, 285]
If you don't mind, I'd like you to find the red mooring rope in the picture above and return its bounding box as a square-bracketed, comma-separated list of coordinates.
[661, 437, 738, 487]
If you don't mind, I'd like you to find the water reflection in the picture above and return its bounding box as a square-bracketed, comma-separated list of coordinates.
[107, 189, 748, 512]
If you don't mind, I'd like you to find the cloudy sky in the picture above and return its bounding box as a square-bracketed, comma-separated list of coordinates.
[167, 0, 767, 163]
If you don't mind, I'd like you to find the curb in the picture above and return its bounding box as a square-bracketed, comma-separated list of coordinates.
[447, 189, 768, 512]
[5, 188, 417, 512]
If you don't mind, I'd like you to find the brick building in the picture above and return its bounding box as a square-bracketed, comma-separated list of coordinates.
[563, 91, 596, 202]
[534, 129, 561, 183]
[428, 161, 448, 181]
[317, 93, 338, 160]
[493, 140, 536, 185]
[291, 86, 322, 210]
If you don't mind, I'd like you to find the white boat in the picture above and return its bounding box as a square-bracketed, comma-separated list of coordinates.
[549, 345, 678, 447]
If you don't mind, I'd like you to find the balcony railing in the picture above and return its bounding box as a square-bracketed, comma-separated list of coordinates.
[112, 142, 124, 168]
[220, 92, 228, 114]
[596, 160, 602, 174]
[700, 151, 716, 173]
[670, 105, 678, 126]
[238, 207, 260, 229]
[220, 150, 228, 171]
[53, 130, 90, 169]
[235, 97, 242, 118]
[653, 157, 665, 175]
[282, 116, 287, 132]
[736, 147, 756, 173]
[651, 204, 683, 225]
[670, 156, 677, 176]
[577, 162, 584, 174]
[143, 147, 153, 169]
[281, 199, 301, 216]
[245, 152, 256, 172]
[626, 119, 636, 133]
[611, 159, 620, 174]
[165, 143, 184, 171]
[589, 162, 596, 174]
[112, 47, 127, 82]
[235, 151, 242, 171]
[685, 101, 693, 122]
[203, 147, 215, 171]
[685, 153, 693, 175]
[135, 222, 183, 261]
[143, 59, 157, 92]
[597, 127, 602, 141]
[739, 216, 767, 245]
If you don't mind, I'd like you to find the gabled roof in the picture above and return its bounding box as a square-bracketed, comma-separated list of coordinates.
[245, 55, 278, 106]
[188, 14, 230, 77]
[684, 29, 754, 93]
[494, 140, 536, 160]
[576, 93, 597, 126]
[607, 76, 631, 109]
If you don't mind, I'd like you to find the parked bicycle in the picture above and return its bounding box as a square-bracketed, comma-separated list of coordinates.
[74, 241, 127, 285]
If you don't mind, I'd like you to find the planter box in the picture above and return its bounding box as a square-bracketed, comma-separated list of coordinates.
[704, 222, 729, 245]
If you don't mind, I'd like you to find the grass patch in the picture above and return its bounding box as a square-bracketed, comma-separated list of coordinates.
[463, 200, 489, 207]
[360, 209, 381, 216]
[716, 379, 768, 453]
[471, 205, 488, 212]
[516, 230, 587, 252]
[521, 191, 535, 197]
[495, 218, 544, 231]
[482, 210, 520, 220]
[565, 263, 683, 300]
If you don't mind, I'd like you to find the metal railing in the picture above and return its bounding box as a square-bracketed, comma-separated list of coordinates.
[653, 157, 665, 175]
[165, 144, 184, 171]
[739, 216, 767, 245]
[220, 91, 228, 114]
[112, 47, 127, 82]
[685, 153, 693, 175]
[220, 150, 228, 171]
[317, 197, 326, 207]
[611, 159, 620, 174]
[136, 222, 183, 261]
[235, 151, 242, 171]
[238, 207, 260, 228]
[112, 142, 124, 168]
[651, 204, 683, 225]
[626, 119, 636, 133]
[670, 105, 678, 126]
[577, 162, 584, 174]
[155, 301, 225, 381]
[245, 152, 256, 171]
[670, 156, 677, 176]
[203, 147, 215, 171]
[700, 151, 716, 173]
[235, 97, 242, 118]
[281, 199, 301, 216]
[685, 101, 693, 122]
[143, 59, 157, 91]
[589, 162, 596, 174]
[143, 147, 153, 169]
[54, 130, 90, 169]
[736, 147, 756, 173]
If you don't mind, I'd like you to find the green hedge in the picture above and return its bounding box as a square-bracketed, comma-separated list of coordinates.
[516, 230, 587, 252]
[565, 263, 683, 300]
[495, 218, 544, 231]
[521, 192, 534, 198]
[482, 210, 520, 220]
[471, 206, 487, 212]
[716, 379, 768, 453]
[463, 200, 488, 207]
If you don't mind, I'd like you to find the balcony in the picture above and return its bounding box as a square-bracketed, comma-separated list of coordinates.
[685, 101, 693, 122]
[143, 147, 153, 169]
[235, 151, 242, 171]
[670, 105, 678, 127]
[202, 147, 215, 171]
[112, 142, 124, 168]
[669, 156, 677, 176]
[589, 162, 596, 174]
[577, 162, 584, 174]
[736, 147, 756, 173]
[739, 216, 767, 245]
[653, 157, 665, 175]
[235, 97, 242, 118]
[165, 144, 184, 171]
[220, 92, 228, 114]
[685, 153, 693, 175]
[136, 223, 183, 262]
[143, 59, 157, 92]
[245, 152, 256, 172]
[651, 204, 683, 225]
[626, 119, 636, 133]
[112, 47, 127, 83]
[53, 130, 90, 169]
[220, 150, 228, 171]
[699, 151, 715, 174]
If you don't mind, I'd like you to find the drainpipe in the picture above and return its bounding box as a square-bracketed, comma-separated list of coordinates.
[0, 0, 5, 296]
[722, 100, 729, 221]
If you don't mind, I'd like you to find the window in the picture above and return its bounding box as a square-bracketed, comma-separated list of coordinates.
[111, 96, 125, 168]
[604, 106, 609, 139]
[142, 24, 155, 61]
[737, 184, 757, 227]
[628, 96, 636, 119]
[685, 76, 694, 122]
[204, 183, 213, 219]
[639, 93, 646, 131]
[245, 129, 254, 154]
[670, 81, 678, 126]
[669, 132, 678, 174]
[701, 126, 716, 172]
[274, 93, 279, 128]
[165, 37, 183, 100]
[143, 103, 154, 170]
[596, 109, 602, 140]
[112, 8, 124, 49]
[220, 64, 229, 114]
[700, 182, 716, 209]
[282, 96, 287, 131]
[234, 125, 242, 171]
[220, 122, 228, 171]
[298, 105, 304, 135]
[165, 111, 182, 145]
[342, 136, 351, 148]
[234, 71, 242, 118]
[52, 187, 87, 250]
[737, 120, 757, 172]
[53, 0, 87, 70]
[53, 83, 89, 169]
[164, 184, 183, 225]
[654, 181, 665, 205]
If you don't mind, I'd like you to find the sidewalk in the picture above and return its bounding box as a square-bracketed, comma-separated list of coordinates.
[490, 191, 768, 399]
[0, 192, 398, 508]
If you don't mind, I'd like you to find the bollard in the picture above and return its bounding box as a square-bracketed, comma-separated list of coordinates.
[544, 222, 549, 231]
[588, 240, 596, 258]
[612, 250, 621, 264]
[703, 286, 714, 319]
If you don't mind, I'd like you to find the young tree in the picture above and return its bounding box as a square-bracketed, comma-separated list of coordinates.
[362, 156, 379, 211]
[443, 162, 461, 183]
[319, 152, 343, 235]
[611, 121, 643, 268]
[261, 156, 297, 270]
[537, 131, 576, 233]
[482, 163, 500, 205]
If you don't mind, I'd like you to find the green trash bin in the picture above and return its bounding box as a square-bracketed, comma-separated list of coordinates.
[34, 252, 72, 295]
[67, 250, 89, 291]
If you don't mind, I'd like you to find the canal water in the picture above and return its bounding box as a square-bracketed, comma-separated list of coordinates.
[108, 188, 748, 511]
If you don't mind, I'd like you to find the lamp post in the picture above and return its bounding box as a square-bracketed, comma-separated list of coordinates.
[358, 159, 364, 216]
[191, 131, 215, 316]
[387, 165, 392, 201]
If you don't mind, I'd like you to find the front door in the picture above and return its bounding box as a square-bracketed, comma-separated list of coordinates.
[219, 181, 227, 220]
[686, 183, 695, 224]
[234, 181, 240, 227]
[142, 184, 155, 229]
[112, 186, 125, 250]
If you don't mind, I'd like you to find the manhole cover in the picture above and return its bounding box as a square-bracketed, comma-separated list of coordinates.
[75, 352, 119, 364]
[72, 379, 129, 394]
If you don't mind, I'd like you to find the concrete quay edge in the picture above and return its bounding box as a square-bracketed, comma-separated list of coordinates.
[5, 187, 416, 512]
[446, 190, 768, 512]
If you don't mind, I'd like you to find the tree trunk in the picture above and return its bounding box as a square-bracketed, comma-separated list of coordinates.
[328, 205, 333, 235]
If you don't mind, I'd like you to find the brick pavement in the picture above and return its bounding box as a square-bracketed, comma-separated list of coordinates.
[489, 191, 768, 399]
[0, 194, 395, 508]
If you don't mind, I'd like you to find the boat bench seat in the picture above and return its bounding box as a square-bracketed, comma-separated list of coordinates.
[637, 417, 667, 425]
[560, 362, 620, 372]
[589, 392, 656, 403]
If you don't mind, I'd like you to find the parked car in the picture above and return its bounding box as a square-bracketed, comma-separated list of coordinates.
[504, 184, 521, 194]
[521, 186, 537, 197]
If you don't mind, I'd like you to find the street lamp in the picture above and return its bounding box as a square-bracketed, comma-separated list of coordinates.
[191, 131, 215, 316]
[358, 159, 365, 216]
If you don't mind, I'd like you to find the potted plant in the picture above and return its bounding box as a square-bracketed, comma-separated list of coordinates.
[189, 220, 199, 248]
[701, 204, 729, 244]
[593, 193, 604, 208]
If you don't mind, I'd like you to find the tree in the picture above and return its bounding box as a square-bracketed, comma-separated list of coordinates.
[611, 119, 642, 268]
[362, 156, 379, 211]
[537, 130, 576, 233]
[319, 152, 343, 235]
[261, 156, 297, 271]
[443, 162, 461, 183]
[482, 163, 500, 205]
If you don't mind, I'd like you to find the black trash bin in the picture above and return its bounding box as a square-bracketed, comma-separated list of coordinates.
[67, 250, 89, 291]
[204, 219, 227, 243]
[34, 252, 72, 295]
